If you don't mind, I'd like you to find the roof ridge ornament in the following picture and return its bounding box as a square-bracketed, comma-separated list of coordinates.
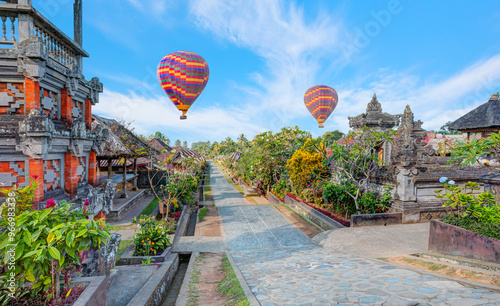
[366, 93, 382, 112]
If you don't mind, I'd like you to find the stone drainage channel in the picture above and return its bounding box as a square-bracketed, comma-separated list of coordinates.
[159, 171, 209, 305]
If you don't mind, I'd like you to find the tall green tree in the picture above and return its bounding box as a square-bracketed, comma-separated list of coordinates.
[182, 141, 188, 148]
[175, 139, 181, 147]
[322, 130, 345, 145]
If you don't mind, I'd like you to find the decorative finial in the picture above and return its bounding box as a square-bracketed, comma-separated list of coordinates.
[491, 93, 499, 101]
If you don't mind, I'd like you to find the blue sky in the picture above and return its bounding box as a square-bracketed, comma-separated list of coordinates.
[42, 0, 500, 145]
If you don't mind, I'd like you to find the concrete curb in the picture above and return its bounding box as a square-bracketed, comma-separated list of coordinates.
[126, 253, 180, 306]
[172, 205, 192, 251]
[175, 251, 200, 306]
[72, 276, 107, 306]
[225, 252, 261, 306]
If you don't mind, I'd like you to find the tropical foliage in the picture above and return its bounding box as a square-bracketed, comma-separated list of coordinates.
[0, 184, 109, 303]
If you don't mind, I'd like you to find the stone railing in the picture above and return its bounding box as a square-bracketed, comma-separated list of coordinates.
[0, 1, 88, 72]
[33, 20, 77, 69]
[0, 13, 17, 45]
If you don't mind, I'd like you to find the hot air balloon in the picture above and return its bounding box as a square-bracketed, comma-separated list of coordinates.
[304, 85, 338, 128]
[157, 51, 209, 120]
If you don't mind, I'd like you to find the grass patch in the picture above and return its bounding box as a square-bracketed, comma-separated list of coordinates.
[281, 204, 322, 231]
[198, 207, 208, 222]
[204, 186, 213, 201]
[233, 184, 244, 195]
[116, 239, 133, 262]
[140, 197, 159, 216]
[108, 224, 135, 231]
[376, 258, 388, 262]
[187, 254, 204, 306]
[217, 255, 250, 306]
[403, 257, 446, 271]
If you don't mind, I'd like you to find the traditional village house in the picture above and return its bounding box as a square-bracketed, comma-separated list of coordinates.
[91, 115, 157, 221]
[0, 0, 104, 206]
[449, 93, 500, 140]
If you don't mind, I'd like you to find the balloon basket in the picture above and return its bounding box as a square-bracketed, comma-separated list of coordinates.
[319, 125, 324, 128]
[180, 115, 187, 120]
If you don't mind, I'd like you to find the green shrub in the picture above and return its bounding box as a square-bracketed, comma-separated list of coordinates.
[0, 198, 109, 300]
[132, 216, 171, 256]
[436, 178, 500, 240]
[300, 188, 316, 203]
[271, 179, 288, 198]
[441, 214, 500, 240]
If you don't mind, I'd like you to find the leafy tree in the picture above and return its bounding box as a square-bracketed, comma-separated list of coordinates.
[182, 141, 188, 149]
[286, 139, 329, 189]
[153, 131, 168, 141]
[437, 121, 461, 135]
[308, 127, 396, 213]
[234, 126, 311, 191]
[191, 141, 211, 155]
[448, 132, 500, 168]
[321, 130, 345, 145]
[174, 139, 181, 147]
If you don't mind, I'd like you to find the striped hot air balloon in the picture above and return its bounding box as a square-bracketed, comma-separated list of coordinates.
[304, 85, 338, 128]
[157, 51, 209, 120]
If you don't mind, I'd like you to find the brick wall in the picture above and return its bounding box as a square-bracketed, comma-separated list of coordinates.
[0, 82, 25, 115]
[64, 153, 79, 199]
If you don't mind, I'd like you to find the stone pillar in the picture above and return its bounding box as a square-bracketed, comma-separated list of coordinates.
[84, 99, 92, 129]
[133, 157, 138, 191]
[120, 161, 128, 198]
[61, 89, 73, 127]
[88, 151, 97, 187]
[391, 166, 420, 223]
[64, 152, 79, 199]
[74, 0, 83, 72]
[24, 78, 40, 113]
[28, 158, 44, 205]
[107, 158, 112, 180]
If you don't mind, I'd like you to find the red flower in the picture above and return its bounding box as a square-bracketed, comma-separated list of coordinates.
[31, 175, 39, 180]
[86, 216, 89, 219]
[45, 198, 56, 209]
[84, 199, 90, 206]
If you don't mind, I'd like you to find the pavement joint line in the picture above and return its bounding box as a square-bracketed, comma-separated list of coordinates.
[250, 205, 283, 249]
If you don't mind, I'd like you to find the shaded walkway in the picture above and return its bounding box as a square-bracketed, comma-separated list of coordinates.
[209, 162, 500, 305]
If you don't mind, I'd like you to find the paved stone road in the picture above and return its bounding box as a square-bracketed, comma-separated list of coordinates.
[210, 162, 500, 305]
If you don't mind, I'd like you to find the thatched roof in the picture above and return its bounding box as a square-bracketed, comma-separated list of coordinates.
[92, 115, 157, 158]
[449, 94, 500, 131]
[170, 147, 202, 163]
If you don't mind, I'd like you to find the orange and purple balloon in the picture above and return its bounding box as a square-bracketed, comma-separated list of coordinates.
[304, 85, 338, 128]
[157, 51, 209, 119]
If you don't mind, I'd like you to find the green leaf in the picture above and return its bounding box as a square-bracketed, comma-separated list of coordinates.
[22, 249, 39, 259]
[66, 231, 75, 247]
[39, 208, 51, 222]
[14, 243, 25, 260]
[26, 270, 35, 282]
[47, 232, 55, 244]
[49, 223, 65, 232]
[58, 254, 65, 268]
[76, 229, 87, 238]
[23, 231, 32, 246]
[48, 246, 60, 260]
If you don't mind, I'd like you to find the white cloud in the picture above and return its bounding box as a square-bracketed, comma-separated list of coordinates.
[189, 0, 344, 128]
[331, 54, 500, 132]
[93, 89, 264, 142]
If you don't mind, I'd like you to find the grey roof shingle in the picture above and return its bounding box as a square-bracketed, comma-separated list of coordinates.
[449, 94, 500, 131]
